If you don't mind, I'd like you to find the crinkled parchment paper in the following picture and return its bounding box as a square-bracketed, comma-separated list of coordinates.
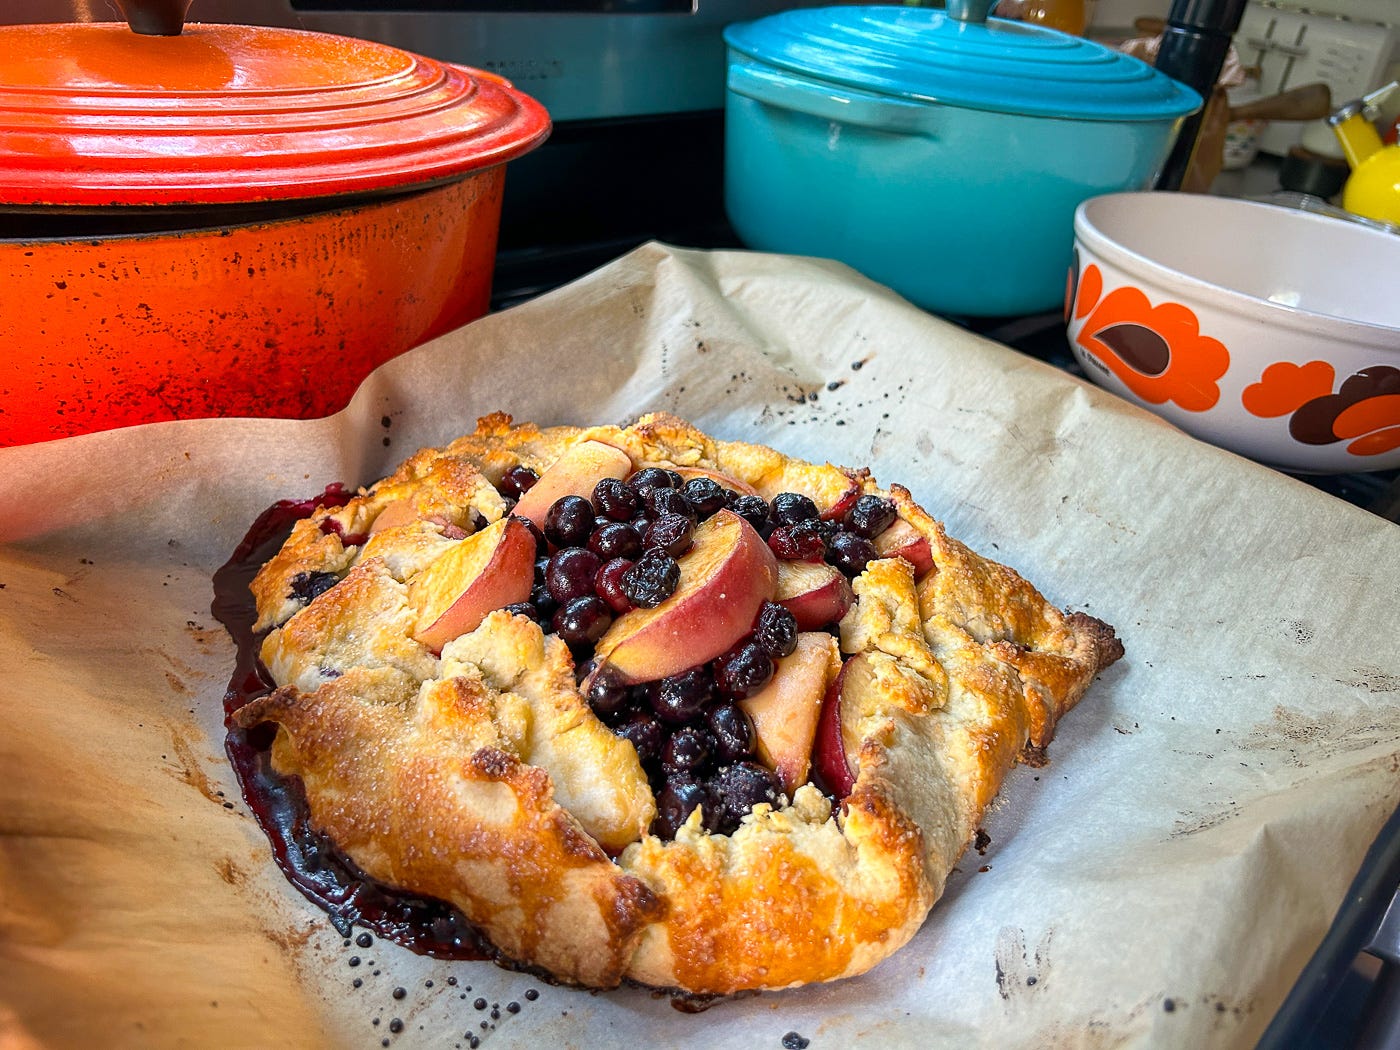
[2, 243, 1397, 1050]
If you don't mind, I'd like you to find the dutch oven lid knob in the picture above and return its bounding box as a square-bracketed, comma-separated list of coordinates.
[945, 0, 996, 24]
[114, 0, 194, 36]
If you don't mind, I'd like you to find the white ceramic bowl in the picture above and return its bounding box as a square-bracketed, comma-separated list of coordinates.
[1066, 192, 1400, 474]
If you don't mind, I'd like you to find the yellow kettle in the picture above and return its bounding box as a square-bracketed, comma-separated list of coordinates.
[1328, 81, 1400, 225]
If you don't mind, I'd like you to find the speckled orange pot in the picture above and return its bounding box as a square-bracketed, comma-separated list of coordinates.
[0, 6, 549, 445]
[2, 177, 506, 444]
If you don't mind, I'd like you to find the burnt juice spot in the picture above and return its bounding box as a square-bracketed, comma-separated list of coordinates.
[211, 488, 494, 962]
[1094, 323, 1171, 377]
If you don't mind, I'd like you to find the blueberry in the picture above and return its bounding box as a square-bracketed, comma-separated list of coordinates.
[529, 582, 558, 620]
[515, 515, 547, 553]
[498, 465, 539, 500]
[616, 711, 665, 767]
[645, 486, 695, 522]
[594, 557, 635, 614]
[753, 602, 799, 659]
[706, 703, 755, 762]
[589, 521, 643, 561]
[627, 467, 675, 503]
[621, 549, 680, 608]
[728, 494, 770, 533]
[845, 494, 897, 538]
[593, 477, 641, 521]
[714, 641, 774, 700]
[546, 547, 602, 604]
[586, 670, 631, 721]
[643, 513, 695, 557]
[501, 601, 541, 624]
[661, 724, 713, 774]
[771, 492, 820, 526]
[767, 520, 827, 562]
[551, 595, 612, 647]
[651, 667, 716, 725]
[681, 477, 727, 518]
[288, 571, 339, 605]
[708, 761, 784, 833]
[826, 531, 877, 577]
[653, 774, 713, 839]
[543, 495, 594, 548]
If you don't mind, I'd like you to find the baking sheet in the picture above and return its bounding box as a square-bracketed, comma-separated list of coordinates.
[1, 242, 1397, 1050]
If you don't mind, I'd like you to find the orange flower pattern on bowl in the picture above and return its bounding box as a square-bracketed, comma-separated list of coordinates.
[1243, 361, 1400, 457]
[1070, 263, 1229, 412]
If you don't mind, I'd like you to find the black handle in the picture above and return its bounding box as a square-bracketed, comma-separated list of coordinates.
[1152, 0, 1249, 191]
[1357, 962, 1400, 1050]
[115, 0, 195, 36]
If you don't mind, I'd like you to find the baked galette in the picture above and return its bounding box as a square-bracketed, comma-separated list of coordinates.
[235, 412, 1123, 995]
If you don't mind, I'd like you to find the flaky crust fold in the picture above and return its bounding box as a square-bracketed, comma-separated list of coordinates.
[236, 413, 1122, 995]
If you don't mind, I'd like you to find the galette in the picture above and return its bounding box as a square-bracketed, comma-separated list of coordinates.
[233, 412, 1123, 995]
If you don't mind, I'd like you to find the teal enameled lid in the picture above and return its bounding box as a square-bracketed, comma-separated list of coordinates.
[723, 4, 1201, 122]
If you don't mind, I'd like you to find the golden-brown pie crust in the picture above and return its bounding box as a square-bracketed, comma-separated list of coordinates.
[235, 413, 1122, 995]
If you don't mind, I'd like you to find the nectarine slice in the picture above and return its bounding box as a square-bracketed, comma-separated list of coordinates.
[812, 651, 881, 798]
[873, 519, 934, 579]
[512, 439, 633, 528]
[592, 509, 778, 685]
[740, 632, 841, 794]
[775, 560, 855, 630]
[819, 482, 861, 522]
[369, 497, 417, 534]
[409, 517, 537, 651]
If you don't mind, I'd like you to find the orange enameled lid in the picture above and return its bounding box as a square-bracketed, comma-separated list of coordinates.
[0, 3, 550, 207]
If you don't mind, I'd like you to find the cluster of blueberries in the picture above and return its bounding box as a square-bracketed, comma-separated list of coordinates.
[494, 464, 899, 838]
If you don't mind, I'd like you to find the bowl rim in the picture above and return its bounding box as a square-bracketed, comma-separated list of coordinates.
[1073, 192, 1400, 343]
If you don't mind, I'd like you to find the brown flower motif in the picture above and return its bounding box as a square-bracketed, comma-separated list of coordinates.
[1244, 361, 1400, 456]
[1072, 265, 1229, 412]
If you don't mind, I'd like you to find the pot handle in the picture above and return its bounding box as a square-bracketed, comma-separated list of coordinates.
[727, 63, 935, 137]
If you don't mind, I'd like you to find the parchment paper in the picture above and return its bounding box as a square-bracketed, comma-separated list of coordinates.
[2, 243, 1397, 1050]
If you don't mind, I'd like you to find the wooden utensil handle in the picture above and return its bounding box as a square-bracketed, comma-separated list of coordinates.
[1229, 82, 1332, 123]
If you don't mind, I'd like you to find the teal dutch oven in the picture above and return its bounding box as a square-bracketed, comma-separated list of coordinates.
[722, 1, 1201, 317]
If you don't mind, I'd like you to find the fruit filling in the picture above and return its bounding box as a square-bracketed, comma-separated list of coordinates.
[479, 464, 914, 840]
[272, 443, 935, 846]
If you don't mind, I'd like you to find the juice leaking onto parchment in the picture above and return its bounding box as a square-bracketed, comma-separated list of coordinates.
[210, 490, 732, 1011]
[211, 487, 492, 960]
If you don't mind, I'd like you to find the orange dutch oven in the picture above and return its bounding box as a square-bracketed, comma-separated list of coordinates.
[0, 0, 550, 446]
